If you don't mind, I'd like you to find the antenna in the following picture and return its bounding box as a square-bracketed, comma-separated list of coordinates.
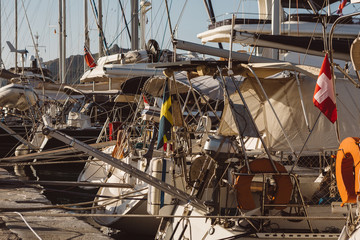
[27, 33, 46, 54]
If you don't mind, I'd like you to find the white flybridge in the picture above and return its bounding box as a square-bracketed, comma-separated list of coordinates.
[197, 13, 360, 43]
[198, 0, 360, 43]
[80, 0, 164, 86]
[80, 50, 164, 83]
[197, 0, 360, 67]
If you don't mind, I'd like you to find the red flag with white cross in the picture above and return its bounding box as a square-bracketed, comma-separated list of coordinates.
[313, 54, 337, 123]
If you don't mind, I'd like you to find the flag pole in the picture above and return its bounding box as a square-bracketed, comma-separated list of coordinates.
[327, 15, 341, 143]
[156, 77, 173, 154]
[328, 51, 341, 143]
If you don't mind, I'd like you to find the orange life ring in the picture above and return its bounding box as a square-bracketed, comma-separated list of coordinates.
[336, 137, 360, 205]
[234, 158, 293, 210]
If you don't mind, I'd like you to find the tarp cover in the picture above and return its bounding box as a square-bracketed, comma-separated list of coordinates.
[144, 71, 243, 100]
[219, 67, 360, 152]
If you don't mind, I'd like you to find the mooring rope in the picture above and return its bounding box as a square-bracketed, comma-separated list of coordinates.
[13, 211, 42, 240]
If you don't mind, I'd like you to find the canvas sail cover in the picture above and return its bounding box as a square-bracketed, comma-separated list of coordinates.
[218, 99, 259, 137]
[144, 72, 242, 100]
[219, 69, 360, 153]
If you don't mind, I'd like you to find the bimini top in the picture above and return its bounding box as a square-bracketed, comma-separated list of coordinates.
[220, 63, 360, 153]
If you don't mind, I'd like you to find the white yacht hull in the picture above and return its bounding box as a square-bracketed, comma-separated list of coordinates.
[162, 204, 345, 240]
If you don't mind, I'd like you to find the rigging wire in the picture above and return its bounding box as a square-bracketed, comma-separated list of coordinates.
[1, 1, 15, 68]
[154, 2, 168, 48]
[107, 4, 142, 49]
[172, 0, 188, 38]
[104, 0, 110, 35]
[202, 0, 223, 49]
[19, 0, 46, 84]
[301, 0, 327, 64]
[159, 0, 174, 52]
[89, 0, 109, 55]
[117, 0, 131, 42]
[17, 0, 31, 51]
[1, 188, 147, 212]
[147, 1, 165, 41]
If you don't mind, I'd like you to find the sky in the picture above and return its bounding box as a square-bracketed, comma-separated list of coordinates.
[0, 0, 258, 69]
[0, 0, 354, 69]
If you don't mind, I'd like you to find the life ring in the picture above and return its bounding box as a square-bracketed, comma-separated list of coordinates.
[234, 158, 293, 210]
[335, 137, 360, 205]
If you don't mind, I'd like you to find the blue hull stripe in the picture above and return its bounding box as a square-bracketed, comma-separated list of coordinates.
[160, 159, 166, 208]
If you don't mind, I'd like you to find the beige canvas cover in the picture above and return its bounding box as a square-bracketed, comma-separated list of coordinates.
[219, 71, 360, 152]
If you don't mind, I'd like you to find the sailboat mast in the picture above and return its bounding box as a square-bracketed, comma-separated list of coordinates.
[62, 0, 66, 83]
[131, 0, 139, 50]
[58, 0, 63, 83]
[140, 1, 151, 50]
[98, 0, 104, 57]
[84, 0, 89, 72]
[271, 0, 280, 59]
[140, 1, 146, 50]
[0, 0, 2, 68]
[15, 0, 18, 72]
